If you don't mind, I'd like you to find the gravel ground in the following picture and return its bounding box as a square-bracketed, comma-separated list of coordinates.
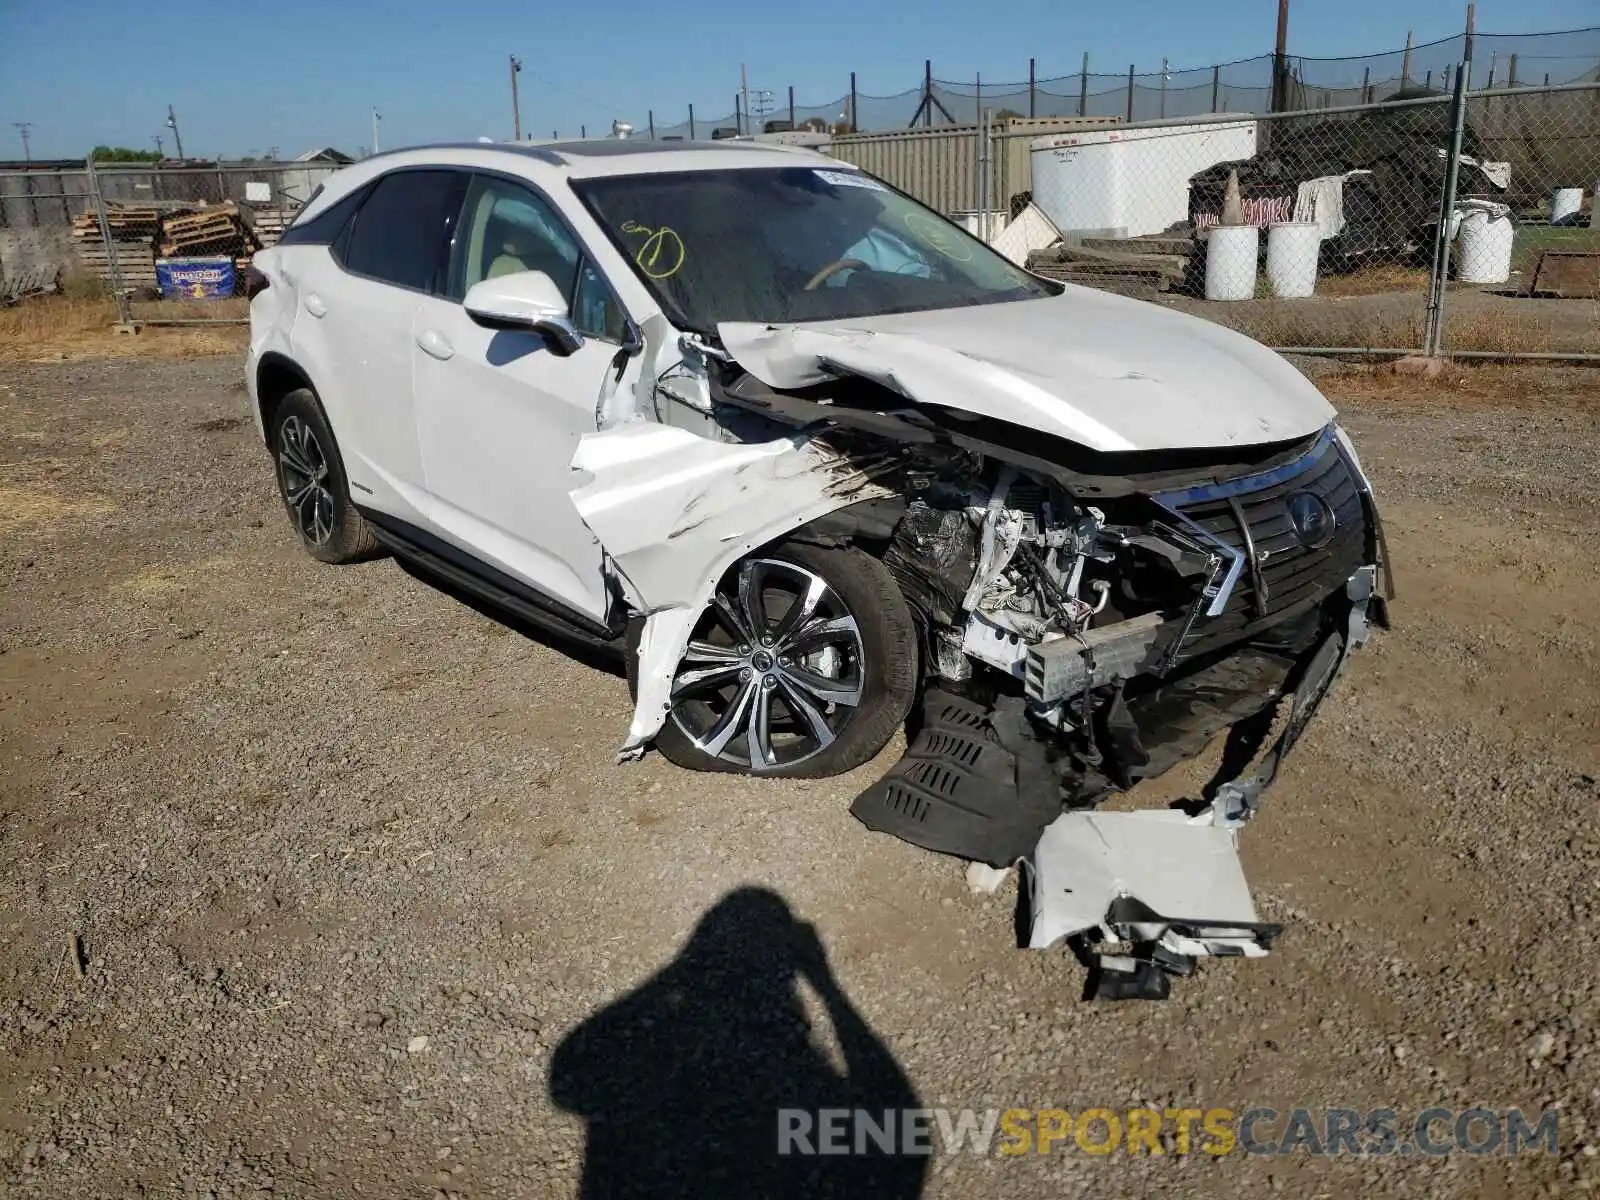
[2, 356, 1597, 1199]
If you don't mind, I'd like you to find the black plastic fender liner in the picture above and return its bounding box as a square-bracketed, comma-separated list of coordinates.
[848, 689, 1071, 868]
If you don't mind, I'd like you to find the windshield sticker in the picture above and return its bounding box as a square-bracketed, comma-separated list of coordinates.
[620, 220, 686, 280]
[814, 169, 886, 191]
[902, 212, 973, 262]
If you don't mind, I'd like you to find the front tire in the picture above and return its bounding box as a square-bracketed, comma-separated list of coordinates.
[631, 541, 918, 779]
[269, 388, 379, 565]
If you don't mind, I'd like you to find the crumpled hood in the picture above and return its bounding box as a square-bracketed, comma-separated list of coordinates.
[718, 287, 1335, 453]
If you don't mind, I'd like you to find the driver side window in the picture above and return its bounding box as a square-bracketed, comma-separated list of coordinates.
[448, 176, 626, 342]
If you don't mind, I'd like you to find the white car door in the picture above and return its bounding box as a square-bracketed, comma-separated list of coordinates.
[291, 168, 466, 525]
[411, 173, 633, 626]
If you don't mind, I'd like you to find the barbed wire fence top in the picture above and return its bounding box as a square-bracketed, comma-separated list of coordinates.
[637, 25, 1599, 137]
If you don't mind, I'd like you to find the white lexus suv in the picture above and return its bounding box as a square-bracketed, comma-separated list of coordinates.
[247, 139, 1388, 918]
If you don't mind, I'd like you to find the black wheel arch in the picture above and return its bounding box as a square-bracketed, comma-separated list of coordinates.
[782, 495, 907, 554]
[783, 495, 935, 682]
[255, 352, 319, 447]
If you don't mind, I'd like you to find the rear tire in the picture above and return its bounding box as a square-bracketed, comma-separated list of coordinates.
[628, 540, 917, 779]
[269, 388, 380, 565]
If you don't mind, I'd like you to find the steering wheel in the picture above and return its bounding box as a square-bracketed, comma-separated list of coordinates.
[804, 259, 869, 291]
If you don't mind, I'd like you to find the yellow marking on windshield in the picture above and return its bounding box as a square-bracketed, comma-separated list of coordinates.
[620, 220, 686, 280]
[902, 212, 972, 262]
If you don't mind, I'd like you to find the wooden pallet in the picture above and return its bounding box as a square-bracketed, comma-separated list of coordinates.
[70, 215, 157, 242]
[1028, 242, 1189, 286]
[160, 202, 239, 235]
[1079, 235, 1197, 259]
[1027, 263, 1165, 299]
[249, 209, 295, 248]
[159, 234, 260, 259]
[74, 244, 159, 288]
[99, 205, 161, 226]
[2, 265, 62, 305]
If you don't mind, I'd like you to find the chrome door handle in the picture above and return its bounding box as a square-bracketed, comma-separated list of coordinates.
[416, 329, 455, 361]
[303, 293, 327, 318]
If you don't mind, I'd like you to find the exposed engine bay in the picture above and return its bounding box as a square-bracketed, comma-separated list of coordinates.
[573, 320, 1390, 999]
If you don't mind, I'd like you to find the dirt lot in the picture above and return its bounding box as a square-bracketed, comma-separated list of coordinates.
[1169, 287, 1600, 357]
[2, 354, 1598, 1198]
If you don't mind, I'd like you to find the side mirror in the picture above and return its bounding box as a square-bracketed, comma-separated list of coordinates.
[464, 271, 585, 356]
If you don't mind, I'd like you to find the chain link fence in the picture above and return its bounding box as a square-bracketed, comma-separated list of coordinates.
[0, 160, 336, 323]
[3, 79, 1595, 359]
[958, 80, 1598, 360]
[638, 26, 1599, 138]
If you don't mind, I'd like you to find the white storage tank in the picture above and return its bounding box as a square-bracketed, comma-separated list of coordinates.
[1266, 222, 1320, 297]
[1030, 118, 1258, 240]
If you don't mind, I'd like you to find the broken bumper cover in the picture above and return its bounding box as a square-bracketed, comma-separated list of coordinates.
[569, 422, 897, 757]
[1023, 809, 1282, 1000]
[1022, 565, 1381, 998]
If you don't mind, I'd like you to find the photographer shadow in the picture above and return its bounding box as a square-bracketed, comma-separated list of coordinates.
[549, 887, 927, 1198]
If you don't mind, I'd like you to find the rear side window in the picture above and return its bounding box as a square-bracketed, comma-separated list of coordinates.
[339, 170, 464, 291]
[277, 185, 368, 247]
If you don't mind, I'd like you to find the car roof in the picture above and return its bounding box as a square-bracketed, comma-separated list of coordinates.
[294, 139, 854, 225]
[360, 138, 836, 180]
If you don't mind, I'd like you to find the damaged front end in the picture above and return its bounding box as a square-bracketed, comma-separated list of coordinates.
[573, 319, 1389, 998]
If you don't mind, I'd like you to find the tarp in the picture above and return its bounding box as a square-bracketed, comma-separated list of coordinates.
[1187, 95, 1503, 258]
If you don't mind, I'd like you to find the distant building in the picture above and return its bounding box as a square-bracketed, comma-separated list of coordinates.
[294, 148, 355, 165]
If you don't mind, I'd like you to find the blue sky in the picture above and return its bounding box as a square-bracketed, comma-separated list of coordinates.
[1, 0, 1594, 158]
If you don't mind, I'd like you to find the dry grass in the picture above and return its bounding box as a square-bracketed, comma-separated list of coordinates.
[1439, 308, 1568, 355]
[0, 459, 116, 533]
[1216, 305, 1428, 351]
[1318, 361, 1600, 410]
[113, 556, 240, 597]
[0, 292, 246, 363]
[1316, 263, 1430, 298]
[1211, 299, 1588, 356]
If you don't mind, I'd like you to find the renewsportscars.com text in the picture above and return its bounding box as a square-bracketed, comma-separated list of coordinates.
[777, 1106, 1560, 1158]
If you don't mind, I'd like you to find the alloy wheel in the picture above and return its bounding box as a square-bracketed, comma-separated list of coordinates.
[277, 415, 336, 546]
[668, 558, 868, 771]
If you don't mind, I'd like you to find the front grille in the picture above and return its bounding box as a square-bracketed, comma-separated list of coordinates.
[1157, 430, 1368, 660]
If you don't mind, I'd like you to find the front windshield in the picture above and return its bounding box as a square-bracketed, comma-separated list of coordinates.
[572, 166, 1055, 334]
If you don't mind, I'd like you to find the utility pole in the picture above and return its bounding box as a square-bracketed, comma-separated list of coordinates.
[740, 63, 749, 136]
[1271, 0, 1290, 113]
[509, 55, 523, 141]
[371, 107, 382, 154]
[749, 89, 774, 132]
[166, 104, 185, 160]
[151, 133, 164, 158]
[11, 121, 31, 163]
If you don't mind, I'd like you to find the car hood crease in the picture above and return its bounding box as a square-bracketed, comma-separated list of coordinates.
[718, 289, 1335, 453]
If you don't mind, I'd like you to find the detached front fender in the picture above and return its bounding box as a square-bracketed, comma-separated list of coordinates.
[569, 423, 897, 757]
